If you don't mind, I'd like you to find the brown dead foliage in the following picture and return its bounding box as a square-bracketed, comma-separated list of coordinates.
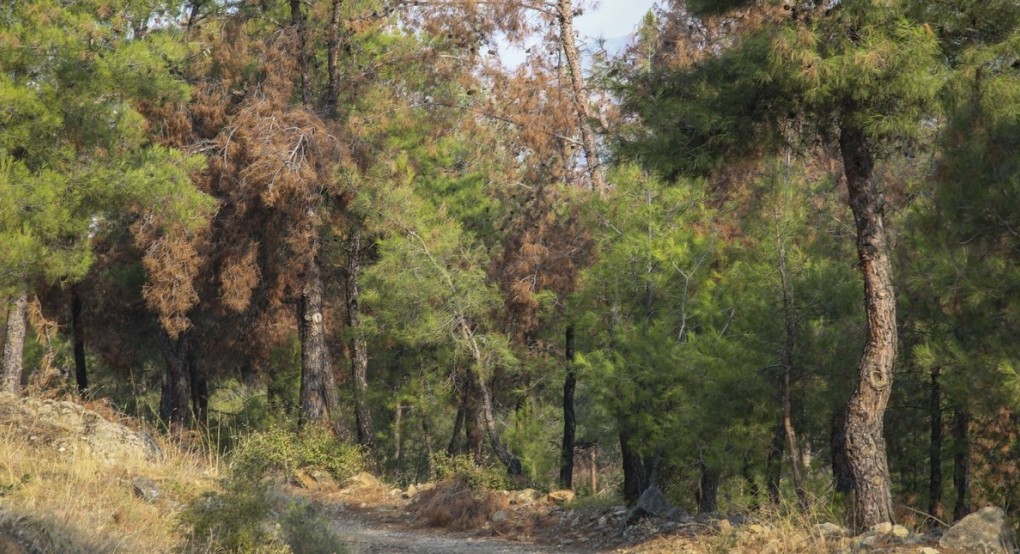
[409, 478, 509, 531]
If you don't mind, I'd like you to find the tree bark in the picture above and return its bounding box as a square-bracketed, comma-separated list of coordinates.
[559, 325, 577, 489]
[157, 326, 193, 427]
[290, 0, 311, 105]
[298, 253, 341, 427]
[345, 228, 374, 449]
[929, 366, 943, 520]
[472, 364, 523, 475]
[697, 463, 721, 514]
[831, 408, 855, 494]
[71, 287, 88, 394]
[839, 122, 896, 530]
[620, 428, 649, 504]
[952, 407, 970, 521]
[555, 0, 606, 193]
[326, 0, 344, 117]
[766, 420, 784, 505]
[1, 286, 28, 394]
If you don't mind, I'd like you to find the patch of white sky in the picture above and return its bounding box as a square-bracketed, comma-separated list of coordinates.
[498, 0, 659, 68]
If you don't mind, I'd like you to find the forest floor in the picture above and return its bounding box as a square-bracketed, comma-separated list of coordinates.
[289, 471, 956, 554]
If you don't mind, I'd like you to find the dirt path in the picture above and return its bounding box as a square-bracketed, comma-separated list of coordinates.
[329, 509, 582, 553]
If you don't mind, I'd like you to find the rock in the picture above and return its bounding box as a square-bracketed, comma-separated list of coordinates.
[344, 471, 384, 490]
[491, 510, 508, 523]
[509, 488, 541, 505]
[815, 522, 848, 538]
[0, 393, 161, 465]
[892, 525, 910, 539]
[918, 548, 940, 554]
[625, 486, 673, 524]
[597, 515, 608, 529]
[131, 476, 159, 502]
[547, 489, 575, 504]
[872, 522, 894, 535]
[939, 507, 1016, 554]
[716, 519, 732, 532]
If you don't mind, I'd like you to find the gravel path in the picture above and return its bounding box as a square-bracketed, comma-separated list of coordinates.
[329, 510, 581, 553]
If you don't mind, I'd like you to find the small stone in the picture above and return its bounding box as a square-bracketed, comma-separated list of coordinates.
[716, 519, 732, 532]
[597, 515, 608, 529]
[491, 510, 508, 523]
[815, 522, 848, 538]
[918, 548, 940, 554]
[132, 476, 159, 502]
[892, 525, 910, 539]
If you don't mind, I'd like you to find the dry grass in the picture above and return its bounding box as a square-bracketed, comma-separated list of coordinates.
[409, 477, 509, 531]
[0, 422, 219, 553]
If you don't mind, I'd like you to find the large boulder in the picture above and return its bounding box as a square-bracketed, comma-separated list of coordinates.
[939, 507, 1016, 554]
[626, 486, 672, 524]
[0, 393, 161, 465]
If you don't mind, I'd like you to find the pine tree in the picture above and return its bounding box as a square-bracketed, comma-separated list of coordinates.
[619, 0, 941, 527]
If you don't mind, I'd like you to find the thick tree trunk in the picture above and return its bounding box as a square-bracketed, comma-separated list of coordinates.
[952, 407, 970, 521]
[298, 254, 341, 427]
[620, 428, 650, 504]
[559, 325, 577, 489]
[839, 123, 896, 530]
[929, 366, 943, 520]
[345, 228, 374, 449]
[157, 326, 193, 427]
[555, 0, 606, 193]
[697, 463, 721, 514]
[831, 408, 855, 494]
[71, 287, 88, 394]
[1, 287, 28, 394]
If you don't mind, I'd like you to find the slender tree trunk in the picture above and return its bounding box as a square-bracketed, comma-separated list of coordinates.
[70, 287, 88, 394]
[776, 223, 809, 510]
[326, 0, 344, 117]
[345, 228, 374, 448]
[952, 407, 970, 521]
[290, 0, 311, 105]
[839, 122, 896, 530]
[189, 344, 207, 425]
[157, 326, 193, 427]
[560, 325, 577, 489]
[697, 463, 721, 514]
[448, 378, 467, 456]
[458, 319, 522, 475]
[555, 0, 606, 193]
[298, 253, 341, 427]
[1, 287, 28, 394]
[766, 420, 784, 505]
[929, 366, 943, 520]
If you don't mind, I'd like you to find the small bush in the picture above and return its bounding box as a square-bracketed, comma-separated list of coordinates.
[430, 452, 511, 490]
[231, 424, 366, 482]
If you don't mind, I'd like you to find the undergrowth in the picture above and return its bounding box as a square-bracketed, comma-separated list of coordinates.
[179, 424, 360, 553]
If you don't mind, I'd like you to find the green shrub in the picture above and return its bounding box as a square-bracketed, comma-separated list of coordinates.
[430, 452, 511, 491]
